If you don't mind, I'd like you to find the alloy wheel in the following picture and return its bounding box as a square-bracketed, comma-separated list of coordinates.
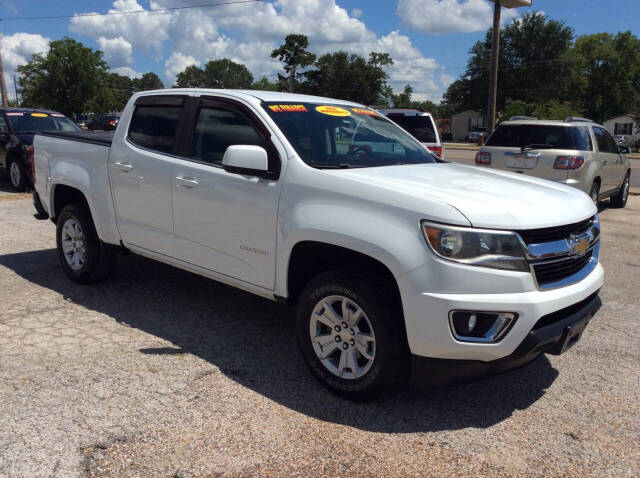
[9, 162, 21, 188]
[309, 295, 376, 380]
[61, 218, 87, 271]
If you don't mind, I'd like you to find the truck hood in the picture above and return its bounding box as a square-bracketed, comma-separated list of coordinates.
[334, 163, 597, 230]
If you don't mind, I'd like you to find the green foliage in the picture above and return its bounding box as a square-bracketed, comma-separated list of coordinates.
[304, 51, 393, 105]
[175, 65, 206, 88]
[270, 34, 316, 92]
[17, 37, 110, 118]
[498, 99, 534, 123]
[134, 72, 164, 91]
[251, 76, 279, 91]
[442, 12, 640, 123]
[174, 59, 253, 89]
[574, 31, 640, 122]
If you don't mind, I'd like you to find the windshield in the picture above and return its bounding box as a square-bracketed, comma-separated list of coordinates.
[263, 102, 438, 169]
[6, 112, 81, 133]
[486, 124, 592, 151]
[385, 114, 436, 143]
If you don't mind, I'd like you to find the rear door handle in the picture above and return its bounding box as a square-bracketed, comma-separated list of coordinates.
[176, 176, 199, 188]
[114, 161, 133, 172]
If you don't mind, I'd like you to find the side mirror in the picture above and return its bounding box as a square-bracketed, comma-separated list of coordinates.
[618, 145, 631, 154]
[222, 145, 270, 177]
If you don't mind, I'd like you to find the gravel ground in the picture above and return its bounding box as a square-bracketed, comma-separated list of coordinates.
[0, 177, 639, 477]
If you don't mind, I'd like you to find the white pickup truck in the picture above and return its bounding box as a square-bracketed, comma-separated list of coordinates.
[33, 89, 603, 399]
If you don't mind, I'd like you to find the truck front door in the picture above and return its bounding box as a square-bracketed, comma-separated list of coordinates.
[170, 97, 283, 289]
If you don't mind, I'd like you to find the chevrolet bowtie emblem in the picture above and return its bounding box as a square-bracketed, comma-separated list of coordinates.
[571, 237, 589, 255]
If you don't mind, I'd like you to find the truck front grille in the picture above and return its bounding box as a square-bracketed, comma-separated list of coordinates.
[516, 216, 594, 244]
[532, 250, 593, 287]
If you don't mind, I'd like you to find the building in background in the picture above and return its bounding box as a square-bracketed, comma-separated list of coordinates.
[603, 114, 638, 137]
[451, 110, 485, 141]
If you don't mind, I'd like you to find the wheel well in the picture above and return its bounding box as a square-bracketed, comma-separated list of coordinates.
[52, 185, 89, 221]
[286, 241, 401, 308]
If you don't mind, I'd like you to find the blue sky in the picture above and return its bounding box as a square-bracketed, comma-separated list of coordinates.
[0, 0, 638, 102]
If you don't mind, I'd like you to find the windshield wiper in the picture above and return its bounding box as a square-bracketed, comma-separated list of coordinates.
[521, 143, 554, 151]
[315, 163, 362, 169]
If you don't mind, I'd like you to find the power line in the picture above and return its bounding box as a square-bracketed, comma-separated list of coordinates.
[0, 0, 263, 22]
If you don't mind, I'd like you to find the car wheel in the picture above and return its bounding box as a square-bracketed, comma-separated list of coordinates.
[589, 181, 600, 204]
[610, 173, 630, 208]
[56, 203, 115, 283]
[7, 159, 27, 191]
[296, 269, 407, 400]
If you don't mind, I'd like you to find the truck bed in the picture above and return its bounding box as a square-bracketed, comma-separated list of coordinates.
[38, 130, 114, 147]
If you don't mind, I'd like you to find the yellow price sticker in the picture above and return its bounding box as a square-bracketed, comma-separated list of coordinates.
[31, 113, 48, 117]
[315, 106, 351, 117]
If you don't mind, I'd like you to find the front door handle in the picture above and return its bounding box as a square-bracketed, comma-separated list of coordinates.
[114, 161, 133, 172]
[176, 176, 199, 188]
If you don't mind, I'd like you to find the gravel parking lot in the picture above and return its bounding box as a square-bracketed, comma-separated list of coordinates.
[1, 177, 639, 477]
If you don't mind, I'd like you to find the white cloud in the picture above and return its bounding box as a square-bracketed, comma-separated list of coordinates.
[351, 8, 363, 18]
[111, 66, 142, 78]
[71, 0, 454, 100]
[70, 0, 170, 51]
[397, 0, 518, 35]
[0, 32, 50, 101]
[97, 36, 133, 67]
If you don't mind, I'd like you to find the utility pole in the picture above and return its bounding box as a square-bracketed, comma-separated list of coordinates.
[0, 43, 8, 107]
[486, 0, 532, 136]
[486, 1, 501, 137]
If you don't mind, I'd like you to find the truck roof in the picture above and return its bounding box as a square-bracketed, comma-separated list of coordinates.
[131, 88, 363, 107]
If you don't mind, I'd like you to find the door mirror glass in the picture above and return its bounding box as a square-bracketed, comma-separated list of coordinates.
[618, 145, 631, 154]
[222, 145, 269, 177]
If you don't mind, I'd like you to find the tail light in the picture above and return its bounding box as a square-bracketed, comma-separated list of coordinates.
[427, 146, 442, 158]
[475, 151, 491, 165]
[27, 145, 35, 183]
[554, 156, 584, 169]
[109, 120, 116, 126]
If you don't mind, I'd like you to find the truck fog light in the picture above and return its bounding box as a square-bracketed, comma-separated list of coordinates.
[449, 311, 517, 343]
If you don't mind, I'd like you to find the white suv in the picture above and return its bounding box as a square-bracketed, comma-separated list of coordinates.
[477, 118, 631, 207]
[377, 108, 443, 158]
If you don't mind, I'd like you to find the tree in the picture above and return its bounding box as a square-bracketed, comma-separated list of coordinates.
[574, 31, 640, 122]
[18, 37, 110, 118]
[174, 59, 253, 89]
[271, 34, 316, 92]
[442, 12, 581, 114]
[304, 51, 393, 105]
[175, 65, 206, 88]
[390, 84, 440, 114]
[532, 99, 581, 120]
[251, 76, 279, 91]
[133, 72, 164, 91]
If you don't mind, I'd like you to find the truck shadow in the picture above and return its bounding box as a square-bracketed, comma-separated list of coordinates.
[1, 248, 559, 433]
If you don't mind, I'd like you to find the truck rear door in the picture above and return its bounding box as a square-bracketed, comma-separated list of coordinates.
[109, 95, 186, 257]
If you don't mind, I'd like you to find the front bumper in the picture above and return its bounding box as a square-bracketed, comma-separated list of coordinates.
[410, 291, 601, 386]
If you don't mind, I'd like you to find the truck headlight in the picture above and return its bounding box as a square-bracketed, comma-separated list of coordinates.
[421, 221, 528, 272]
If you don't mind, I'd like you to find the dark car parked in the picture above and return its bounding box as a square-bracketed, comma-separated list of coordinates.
[0, 108, 80, 191]
[86, 114, 121, 131]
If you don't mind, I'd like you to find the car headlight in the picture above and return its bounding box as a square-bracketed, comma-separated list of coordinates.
[421, 221, 528, 272]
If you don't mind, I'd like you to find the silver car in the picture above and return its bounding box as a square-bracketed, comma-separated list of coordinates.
[476, 118, 631, 207]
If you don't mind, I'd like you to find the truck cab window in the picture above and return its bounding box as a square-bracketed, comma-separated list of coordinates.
[191, 107, 264, 165]
[128, 106, 182, 154]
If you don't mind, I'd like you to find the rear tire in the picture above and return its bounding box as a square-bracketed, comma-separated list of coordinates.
[56, 203, 115, 283]
[588, 181, 600, 204]
[610, 173, 630, 208]
[296, 269, 407, 400]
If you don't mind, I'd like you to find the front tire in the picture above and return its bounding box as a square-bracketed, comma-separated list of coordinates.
[56, 203, 115, 283]
[7, 158, 27, 191]
[296, 269, 406, 400]
[610, 173, 630, 208]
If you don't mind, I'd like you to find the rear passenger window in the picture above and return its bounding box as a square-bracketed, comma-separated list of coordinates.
[593, 127, 614, 153]
[128, 106, 182, 154]
[190, 107, 264, 165]
[571, 126, 593, 151]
